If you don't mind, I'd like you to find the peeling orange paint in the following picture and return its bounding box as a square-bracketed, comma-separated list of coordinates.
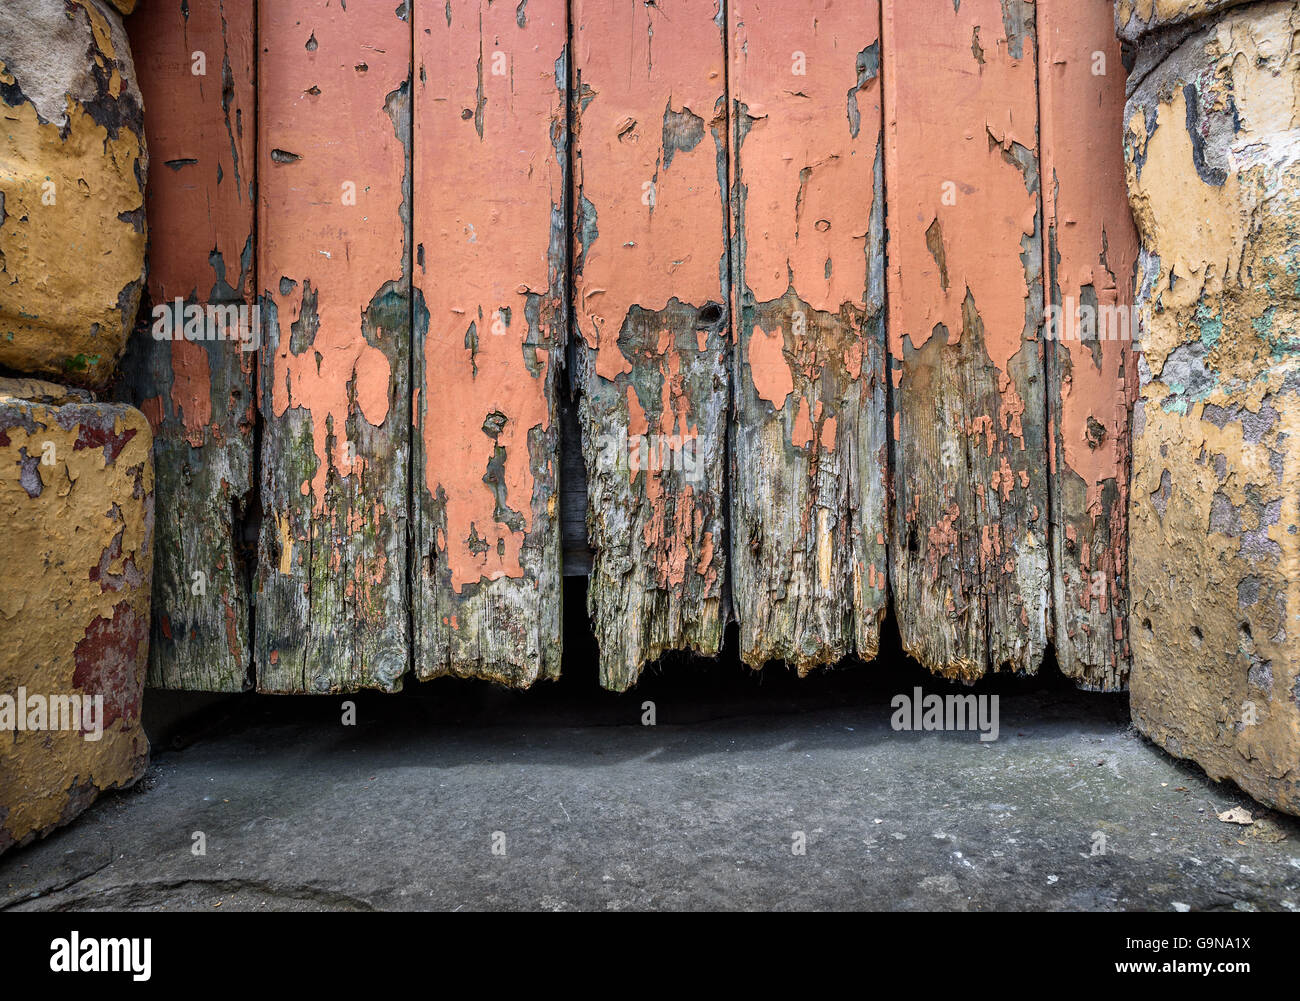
[415, 1, 563, 593]
[627, 327, 706, 592]
[732, 0, 878, 313]
[116, 0, 258, 693]
[747, 322, 794, 408]
[170, 338, 213, 448]
[883, 0, 1048, 677]
[138, 395, 164, 435]
[885, 0, 1038, 375]
[572, 0, 726, 379]
[1038, 0, 1140, 688]
[133, 0, 254, 304]
[573, 0, 729, 690]
[260, 2, 403, 508]
[1040, 0, 1139, 514]
[729, 0, 888, 671]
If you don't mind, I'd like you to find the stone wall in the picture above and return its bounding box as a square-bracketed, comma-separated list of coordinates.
[1125, 0, 1300, 814]
[0, 0, 152, 852]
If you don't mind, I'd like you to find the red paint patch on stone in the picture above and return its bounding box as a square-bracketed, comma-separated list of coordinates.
[72, 599, 146, 730]
[74, 423, 137, 463]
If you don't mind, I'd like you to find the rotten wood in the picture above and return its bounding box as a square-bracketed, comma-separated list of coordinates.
[728, 0, 888, 672]
[1038, 0, 1139, 690]
[117, 0, 256, 692]
[255, 1, 411, 693]
[571, 0, 730, 690]
[882, 0, 1049, 680]
[411, 0, 566, 686]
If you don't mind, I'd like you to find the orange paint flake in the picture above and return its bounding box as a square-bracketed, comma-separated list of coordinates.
[170, 339, 212, 448]
[748, 323, 794, 409]
[991, 455, 1016, 501]
[138, 395, 164, 435]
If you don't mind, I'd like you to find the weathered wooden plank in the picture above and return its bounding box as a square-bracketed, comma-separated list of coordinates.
[882, 0, 1048, 679]
[256, 1, 411, 693]
[411, 0, 565, 686]
[571, 0, 730, 690]
[728, 0, 887, 672]
[1037, 0, 1139, 690]
[117, 0, 256, 692]
[1126, 2, 1300, 815]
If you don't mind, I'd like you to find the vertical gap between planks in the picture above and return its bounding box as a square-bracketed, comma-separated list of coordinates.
[247, 0, 262, 693]
[719, 0, 735, 629]
[877, 0, 896, 624]
[562, 0, 585, 589]
[1032, 0, 1056, 663]
[564, 1, 576, 387]
[563, 0, 576, 493]
[405, 0, 417, 688]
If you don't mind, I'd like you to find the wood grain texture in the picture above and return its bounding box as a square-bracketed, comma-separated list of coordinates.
[255, 1, 411, 693]
[411, 0, 565, 686]
[883, 0, 1049, 680]
[118, 0, 255, 692]
[571, 0, 730, 690]
[728, 0, 888, 672]
[1038, 0, 1139, 690]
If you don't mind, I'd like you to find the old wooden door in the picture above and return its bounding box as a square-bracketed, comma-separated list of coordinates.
[123, 0, 1139, 697]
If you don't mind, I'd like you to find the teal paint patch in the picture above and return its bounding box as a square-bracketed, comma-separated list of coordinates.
[1251, 304, 1300, 358]
[1196, 302, 1222, 349]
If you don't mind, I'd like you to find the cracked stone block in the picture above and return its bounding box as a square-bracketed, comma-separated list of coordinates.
[1126, 1, 1300, 815]
[0, 0, 147, 390]
[1116, 0, 1263, 40]
[0, 378, 153, 853]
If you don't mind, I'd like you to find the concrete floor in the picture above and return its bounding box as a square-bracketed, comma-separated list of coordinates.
[2, 662, 1298, 911]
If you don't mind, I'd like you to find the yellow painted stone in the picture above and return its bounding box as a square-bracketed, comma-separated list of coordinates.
[0, 380, 153, 851]
[1127, 1, 1300, 815]
[0, 0, 147, 389]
